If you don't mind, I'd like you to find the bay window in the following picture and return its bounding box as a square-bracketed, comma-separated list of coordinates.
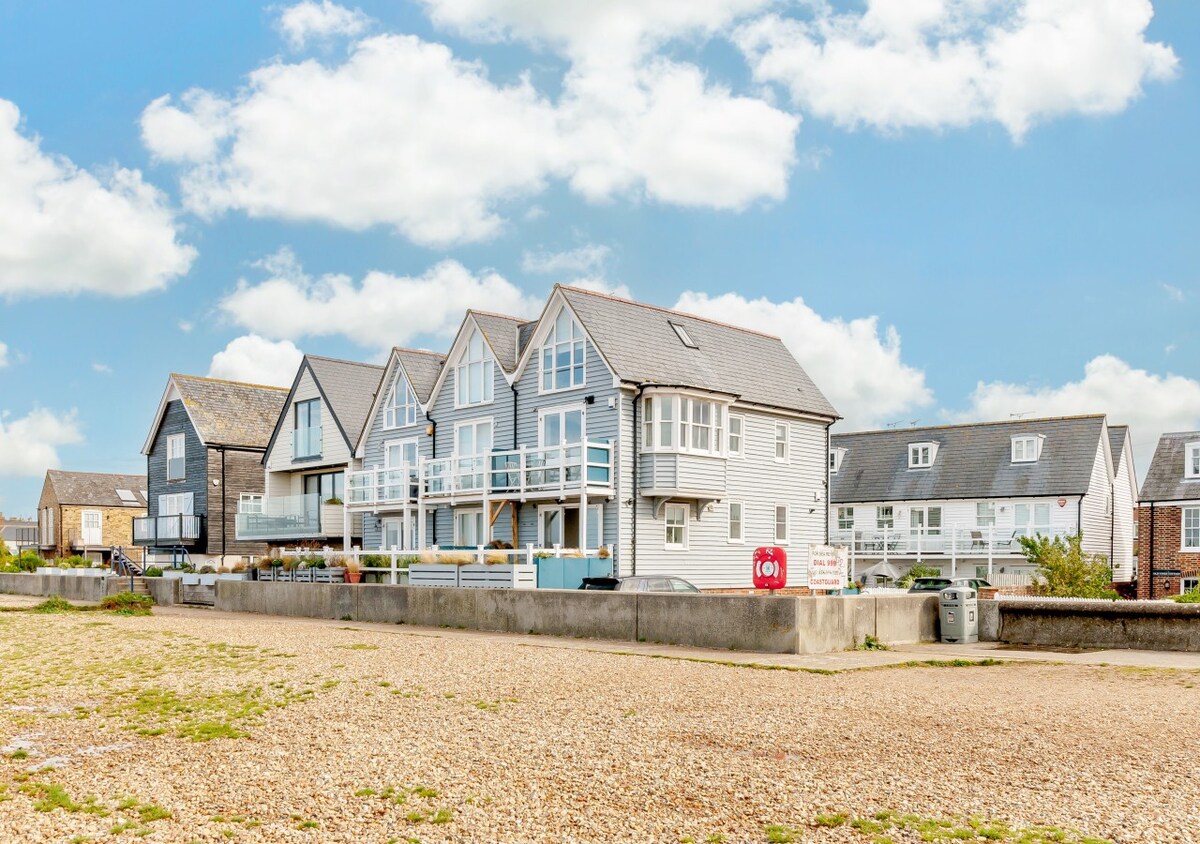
[640, 392, 727, 457]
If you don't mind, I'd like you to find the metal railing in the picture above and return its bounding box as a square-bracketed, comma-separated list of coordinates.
[132, 514, 203, 545]
[831, 526, 1067, 558]
[236, 493, 322, 541]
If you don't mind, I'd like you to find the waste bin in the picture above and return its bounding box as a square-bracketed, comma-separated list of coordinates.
[938, 585, 978, 644]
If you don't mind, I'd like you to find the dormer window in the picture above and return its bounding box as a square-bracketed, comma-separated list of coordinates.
[908, 442, 936, 469]
[456, 329, 494, 407]
[1186, 442, 1200, 479]
[1011, 435, 1044, 463]
[540, 307, 585, 392]
[384, 374, 419, 429]
[829, 447, 846, 474]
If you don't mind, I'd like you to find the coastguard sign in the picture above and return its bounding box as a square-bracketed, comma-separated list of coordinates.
[807, 545, 848, 592]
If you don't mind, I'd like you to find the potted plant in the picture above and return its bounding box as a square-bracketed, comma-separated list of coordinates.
[343, 556, 362, 584]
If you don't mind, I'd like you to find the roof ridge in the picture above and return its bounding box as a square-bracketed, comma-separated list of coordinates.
[1157, 430, 1200, 438]
[172, 372, 289, 392]
[557, 284, 783, 341]
[305, 353, 385, 370]
[48, 469, 146, 477]
[468, 308, 526, 323]
[392, 346, 447, 359]
[833, 414, 1108, 438]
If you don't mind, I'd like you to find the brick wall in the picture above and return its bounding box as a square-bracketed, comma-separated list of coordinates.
[56, 505, 145, 562]
[1136, 504, 1200, 599]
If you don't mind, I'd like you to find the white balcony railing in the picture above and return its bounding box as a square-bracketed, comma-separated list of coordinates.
[831, 525, 1069, 559]
[346, 441, 613, 508]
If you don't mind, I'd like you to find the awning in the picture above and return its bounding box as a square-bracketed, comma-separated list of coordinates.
[860, 560, 902, 581]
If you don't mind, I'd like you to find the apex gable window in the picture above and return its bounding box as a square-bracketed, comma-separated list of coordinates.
[664, 503, 688, 550]
[293, 398, 322, 459]
[1186, 442, 1200, 479]
[829, 447, 846, 474]
[908, 442, 937, 469]
[1183, 507, 1200, 551]
[1011, 435, 1043, 463]
[166, 433, 186, 480]
[456, 329, 494, 407]
[640, 392, 726, 457]
[385, 374, 419, 429]
[540, 307, 585, 392]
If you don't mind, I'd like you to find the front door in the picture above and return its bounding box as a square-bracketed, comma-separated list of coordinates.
[81, 511, 102, 546]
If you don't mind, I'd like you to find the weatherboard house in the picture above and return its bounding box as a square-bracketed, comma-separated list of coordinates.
[828, 416, 1136, 584]
[347, 284, 839, 589]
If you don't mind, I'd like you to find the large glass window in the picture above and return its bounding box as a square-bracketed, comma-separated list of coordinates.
[665, 504, 688, 549]
[166, 433, 186, 480]
[303, 471, 344, 503]
[455, 330, 494, 407]
[540, 307, 585, 392]
[385, 374, 419, 429]
[1014, 502, 1051, 537]
[641, 394, 725, 456]
[454, 509, 486, 547]
[1183, 508, 1200, 551]
[294, 399, 321, 459]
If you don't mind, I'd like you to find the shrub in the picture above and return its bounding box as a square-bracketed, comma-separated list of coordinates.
[230, 562, 247, 573]
[1019, 533, 1119, 599]
[897, 563, 941, 589]
[198, 565, 216, 574]
[144, 567, 164, 578]
[100, 592, 154, 616]
[32, 596, 77, 613]
[16, 551, 42, 572]
[58, 555, 91, 569]
[281, 556, 300, 571]
[1171, 587, 1200, 604]
[360, 554, 388, 568]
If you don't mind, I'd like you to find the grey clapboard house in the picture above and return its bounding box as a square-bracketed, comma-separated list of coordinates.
[137, 374, 288, 567]
[828, 415, 1136, 583]
[350, 284, 839, 589]
[240, 355, 384, 548]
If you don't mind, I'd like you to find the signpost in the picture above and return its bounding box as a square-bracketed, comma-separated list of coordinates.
[752, 546, 787, 591]
[808, 545, 848, 593]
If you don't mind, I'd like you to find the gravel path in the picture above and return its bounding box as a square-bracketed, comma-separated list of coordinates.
[0, 608, 1195, 843]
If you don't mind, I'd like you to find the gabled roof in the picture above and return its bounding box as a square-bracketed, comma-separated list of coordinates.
[142, 374, 288, 454]
[548, 286, 838, 418]
[45, 470, 147, 508]
[1107, 425, 1129, 463]
[394, 348, 446, 403]
[1139, 431, 1200, 502]
[830, 415, 1108, 504]
[263, 355, 385, 461]
[468, 310, 528, 374]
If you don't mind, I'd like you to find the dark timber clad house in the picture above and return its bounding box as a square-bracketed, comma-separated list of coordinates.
[136, 374, 288, 568]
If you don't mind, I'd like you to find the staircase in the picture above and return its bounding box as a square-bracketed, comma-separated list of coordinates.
[110, 546, 143, 577]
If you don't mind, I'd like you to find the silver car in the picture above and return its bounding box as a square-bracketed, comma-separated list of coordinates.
[580, 576, 701, 593]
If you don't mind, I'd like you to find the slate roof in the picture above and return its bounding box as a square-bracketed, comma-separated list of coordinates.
[392, 348, 446, 403]
[469, 310, 527, 373]
[1107, 425, 1128, 464]
[304, 355, 386, 448]
[829, 415, 1107, 504]
[1139, 431, 1200, 502]
[45, 470, 148, 508]
[171, 374, 288, 449]
[557, 286, 838, 418]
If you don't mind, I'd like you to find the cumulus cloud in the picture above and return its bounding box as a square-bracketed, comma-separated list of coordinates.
[0, 99, 196, 298]
[277, 0, 370, 49]
[673, 291, 933, 428]
[140, 90, 232, 163]
[208, 334, 304, 387]
[0, 408, 84, 475]
[953, 355, 1200, 474]
[219, 248, 541, 350]
[522, 244, 611, 275]
[735, 0, 1179, 139]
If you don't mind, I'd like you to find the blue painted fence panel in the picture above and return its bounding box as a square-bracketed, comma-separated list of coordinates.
[535, 556, 613, 590]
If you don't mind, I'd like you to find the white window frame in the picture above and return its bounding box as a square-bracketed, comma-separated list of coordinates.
[775, 422, 789, 464]
[384, 437, 420, 470]
[774, 503, 789, 545]
[41, 507, 54, 546]
[829, 447, 846, 474]
[453, 417, 494, 456]
[727, 414, 744, 458]
[159, 492, 194, 516]
[1011, 435, 1042, 463]
[537, 404, 585, 448]
[80, 510, 103, 545]
[454, 329, 495, 408]
[727, 501, 743, 544]
[639, 391, 727, 457]
[1182, 576, 1199, 595]
[876, 506, 894, 530]
[1014, 501, 1053, 538]
[166, 433, 186, 480]
[384, 373, 420, 429]
[664, 503, 688, 550]
[1183, 507, 1200, 552]
[908, 442, 936, 469]
[539, 306, 586, 394]
[976, 502, 996, 527]
[537, 503, 604, 549]
[453, 508, 486, 547]
[1186, 442, 1200, 480]
[238, 493, 264, 514]
[837, 506, 854, 532]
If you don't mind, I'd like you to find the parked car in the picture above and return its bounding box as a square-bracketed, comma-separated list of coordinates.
[580, 576, 701, 593]
[951, 577, 991, 590]
[908, 576, 991, 593]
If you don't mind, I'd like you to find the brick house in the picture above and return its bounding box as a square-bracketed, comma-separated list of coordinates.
[36, 471, 148, 563]
[1137, 431, 1200, 599]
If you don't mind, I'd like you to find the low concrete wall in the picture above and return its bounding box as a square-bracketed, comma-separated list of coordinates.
[0, 572, 110, 602]
[144, 577, 180, 606]
[876, 595, 939, 644]
[638, 593, 798, 652]
[218, 581, 355, 620]
[997, 599, 1200, 652]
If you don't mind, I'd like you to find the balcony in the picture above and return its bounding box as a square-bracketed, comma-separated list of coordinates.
[346, 441, 613, 508]
[831, 527, 1069, 558]
[235, 494, 359, 541]
[293, 426, 322, 460]
[132, 514, 203, 546]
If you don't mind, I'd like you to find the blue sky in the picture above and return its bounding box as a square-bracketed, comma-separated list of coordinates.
[1, 0, 1198, 516]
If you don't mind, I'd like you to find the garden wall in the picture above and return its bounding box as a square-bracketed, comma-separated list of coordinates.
[984, 599, 1200, 652]
[0, 572, 119, 602]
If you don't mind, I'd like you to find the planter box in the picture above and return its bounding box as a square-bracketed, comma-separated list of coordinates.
[182, 574, 219, 586]
[216, 573, 249, 581]
[161, 570, 185, 580]
[459, 563, 537, 590]
[36, 567, 57, 576]
[534, 557, 612, 590]
[408, 564, 460, 588]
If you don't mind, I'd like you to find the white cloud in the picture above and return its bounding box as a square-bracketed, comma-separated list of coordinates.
[0, 342, 7, 368]
[91, 362, 112, 375]
[522, 244, 611, 275]
[0, 407, 83, 476]
[1160, 282, 1185, 302]
[219, 248, 541, 350]
[953, 354, 1200, 473]
[0, 99, 197, 298]
[736, 0, 1179, 139]
[208, 334, 304, 387]
[140, 90, 232, 164]
[566, 277, 634, 300]
[673, 291, 933, 428]
[277, 1, 370, 49]
[177, 320, 194, 333]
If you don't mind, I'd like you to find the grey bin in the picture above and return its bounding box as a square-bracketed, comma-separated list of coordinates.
[938, 586, 979, 644]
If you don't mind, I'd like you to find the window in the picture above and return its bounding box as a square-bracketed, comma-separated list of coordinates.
[908, 442, 935, 468]
[876, 506, 894, 530]
[640, 393, 725, 456]
[1011, 435, 1042, 463]
[728, 415, 744, 457]
[1183, 507, 1200, 551]
[775, 423, 789, 463]
[1187, 443, 1200, 479]
[1014, 502, 1052, 538]
[538, 504, 604, 549]
[679, 397, 722, 454]
[540, 406, 583, 447]
[454, 509, 486, 547]
[829, 447, 846, 474]
[80, 510, 102, 544]
[774, 504, 789, 544]
[384, 374, 419, 429]
[670, 322, 698, 349]
[909, 506, 941, 537]
[728, 502, 743, 543]
[456, 329, 494, 407]
[455, 418, 493, 490]
[41, 507, 54, 545]
[837, 506, 854, 531]
[116, 489, 137, 504]
[294, 399, 321, 459]
[540, 308, 585, 392]
[166, 433, 185, 480]
[976, 502, 996, 527]
[238, 494, 264, 514]
[1183, 576, 1199, 595]
[664, 503, 688, 549]
[303, 471, 344, 503]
